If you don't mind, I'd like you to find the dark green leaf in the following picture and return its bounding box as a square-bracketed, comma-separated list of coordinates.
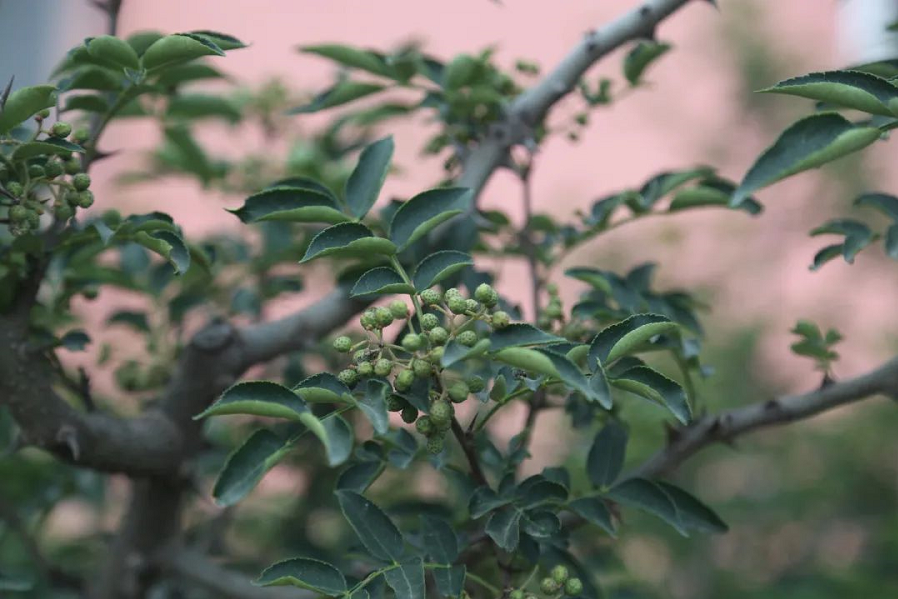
[656, 482, 728, 533]
[336, 490, 406, 562]
[107, 310, 150, 333]
[611, 365, 691, 424]
[589, 362, 613, 410]
[469, 486, 511, 519]
[358, 379, 390, 435]
[337, 460, 385, 493]
[86, 35, 141, 70]
[433, 565, 465, 599]
[760, 70, 898, 117]
[485, 508, 521, 551]
[58, 66, 121, 91]
[134, 230, 191, 274]
[350, 266, 415, 297]
[384, 558, 425, 599]
[142, 33, 224, 72]
[564, 267, 612, 295]
[568, 497, 616, 536]
[489, 323, 565, 351]
[389, 188, 473, 250]
[420, 516, 459, 563]
[230, 187, 349, 225]
[624, 41, 671, 85]
[189, 30, 247, 51]
[60, 330, 91, 351]
[64, 94, 109, 113]
[167, 93, 241, 123]
[294, 373, 352, 404]
[11, 139, 85, 161]
[213, 429, 289, 506]
[289, 81, 385, 114]
[302, 44, 393, 77]
[516, 476, 568, 508]
[810, 243, 844, 271]
[440, 338, 491, 368]
[521, 510, 562, 539]
[733, 113, 881, 206]
[587, 421, 628, 488]
[855, 192, 898, 221]
[588, 313, 678, 367]
[0, 84, 57, 133]
[256, 557, 347, 593]
[345, 136, 394, 219]
[197, 381, 309, 420]
[886, 224, 898, 259]
[605, 478, 686, 535]
[669, 185, 762, 215]
[810, 218, 873, 263]
[156, 63, 226, 86]
[321, 415, 354, 466]
[302, 223, 397, 263]
[493, 347, 560, 379]
[412, 251, 473, 292]
[126, 31, 164, 56]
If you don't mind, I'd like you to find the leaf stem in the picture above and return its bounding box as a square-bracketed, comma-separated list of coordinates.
[465, 571, 501, 595]
[389, 255, 425, 333]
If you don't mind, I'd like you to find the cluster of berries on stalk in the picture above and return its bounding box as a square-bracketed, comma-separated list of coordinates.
[509, 565, 583, 599]
[1, 111, 93, 236]
[331, 282, 511, 454]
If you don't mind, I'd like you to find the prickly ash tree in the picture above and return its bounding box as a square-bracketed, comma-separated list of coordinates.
[1, 0, 898, 597]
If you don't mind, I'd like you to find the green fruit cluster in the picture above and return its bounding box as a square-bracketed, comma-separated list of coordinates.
[509, 566, 583, 599]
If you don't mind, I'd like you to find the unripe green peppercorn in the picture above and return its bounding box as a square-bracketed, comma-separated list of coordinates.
[358, 361, 374, 377]
[353, 349, 369, 364]
[540, 578, 560, 595]
[429, 326, 449, 345]
[509, 591, 524, 599]
[466, 376, 485, 393]
[420, 288, 442, 305]
[72, 173, 91, 191]
[545, 303, 563, 319]
[28, 165, 45, 179]
[474, 283, 493, 303]
[401, 405, 418, 423]
[50, 121, 72, 138]
[64, 158, 81, 175]
[426, 435, 444, 454]
[375, 306, 394, 327]
[415, 416, 433, 435]
[444, 287, 462, 299]
[360, 309, 377, 330]
[491, 311, 511, 329]
[386, 395, 406, 412]
[395, 369, 415, 391]
[44, 160, 64, 178]
[338, 369, 359, 387]
[421, 313, 440, 331]
[447, 296, 467, 315]
[71, 127, 90, 144]
[76, 190, 94, 208]
[448, 381, 469, 403]
[374, 358, 393, 377]
[333, 336, 352, 353]
[564, 579, 582, 596]
[430, 399, 452, 425]
[412, 358, 432, 378]
[402, 333, 423, 352]
[465, 298, 479, 313]
[37, 109, 51, 119]
[456, 330, 477, 347]
[64, 191, 80, 206]
[54, 203, 74, 221]
[9, 205, 28, 222]
[428, 346, 444, 364]
[551, 565, 569, 584]
[6, 182, 23, 197]
[389, 299, 409, 319]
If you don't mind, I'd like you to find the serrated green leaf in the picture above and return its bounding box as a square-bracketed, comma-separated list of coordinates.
[268, 176, 337, 201]
[230, 187, 349, 225]
[760, 70, 898, 117]
[384, 558, 425, 599]
[142, 33, 224, 72]
[624, 41, 671, 86]
[213, 429, 289, 506]
[189, 30, 247, 51]
[294, 372, 352, 404]
[521, 510, 562, 539]
[302, 223, 397, 263]
[568, 497, 616, 536]
[86, 35, 140, 70]
[733, 113, 881, 206]
[11, 139, 85, 160]
[493, 347, 560, 378]
[440, 338, 491, 368]
[345, 136, 394, 218]
[289, 81, 385, 114]
[656, 482, 728, 533]
[412, 251, 473, 292]
[0, 84, 57, 133]
[605, 478, 686, 535]
[587, 422, 628, 488]
[336, 490, 405, 561]
[611, 365, 691, 424]
[350, 267, 415, 297]
[197, 381, 309, 420]
[256, 557, 347, 593]
[589, 313, 678, 367]
[589, 361, 613, 409]
[133, 230, 191, 274]
[389, 187, 473, 250]
[302, 44, 393, 77]
[357, 379, 390, 435]
[485, 508, 521, 551]
[489, 323, 565, 351]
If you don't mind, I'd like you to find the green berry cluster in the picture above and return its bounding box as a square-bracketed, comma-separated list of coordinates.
[509, 566, 582, 599]
[1, 120, 94, 236]
[537, 283, 564, 329]
[328, 284, 516, 453]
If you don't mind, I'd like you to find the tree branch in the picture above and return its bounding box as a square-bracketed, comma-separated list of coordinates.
[631, 356, 898, 479]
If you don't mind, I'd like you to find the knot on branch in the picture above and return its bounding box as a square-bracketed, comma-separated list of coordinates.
[192, 319, 236, 353]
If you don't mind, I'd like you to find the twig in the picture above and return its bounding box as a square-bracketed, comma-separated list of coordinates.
[451, 418, 489, 487]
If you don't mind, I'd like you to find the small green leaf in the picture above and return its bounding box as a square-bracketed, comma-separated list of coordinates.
[213, 429, 289, 506]
[133, 230, 191, 274]
[420, 516, 459, 563]
[289, 81, 385, 114]
[886, 224, 898, 259]
[167, 93, 241, 123]
[485, 508, 521, 551]
[493, 347, 560, 378]
[624, 41, 671, 86]
[320, 415, 354, 466]
[142, 33, 224, 72]
[336, 490, 406, 562]
[64, 94, 109, 113]
[126, 31, 164, 56]
[733, 113, 881, 206]
[433, 565, 465, 599]
[337, 460, 385, 493]
[58, 66, 121, 91]
[587, 422, 628, 488]
[256, 557, 347, 593]
[350, 267, 415, 297]
[656, 482, 728, 533]
[669, 185, 762, 215]
[441, 338, 491, 368]
[86, 35, 141, 70]
[759, 70, 898, 117]
[0, 84, 57, 133]
[12, 139, 84, 161]
[60, 330, 91, 351]
[197, 381, 308, 420]
[384, 558, 425, 599]
[412, 251, 473, 292]
[489, 323, 565, 351]
[605, 478, 686, 535]
[302, 223, 397, 263]
[230, 187, 349, 225]
[611, 365, 691, 424]
[345, 136, 394, 218]
[301, 44, 393, 77]
[564, 267, 612, 295]
[389, 187, 473, 250]
[810, 218, 873, 263]
[589, 313, 678, 367]
[855, 192, 898, 221]
[294, 373, 352, 404]
[534, 348, 601, 403]
[810, 244, 844, 271]
[589, 361, 613, 410]
[189, 30, 247, 51]
[107, 310, 150, 333]
[358, 379, 390, 435]
[516, 476, 568, 508]
[568, 497, 616, 536]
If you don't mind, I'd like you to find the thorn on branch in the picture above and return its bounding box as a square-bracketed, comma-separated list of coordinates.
[639, 4, 652, 18]
[1, 75, 13, 111]
[56, 425, 81, 461]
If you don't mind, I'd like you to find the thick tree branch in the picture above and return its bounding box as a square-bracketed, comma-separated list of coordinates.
[631, 357, 898, 479]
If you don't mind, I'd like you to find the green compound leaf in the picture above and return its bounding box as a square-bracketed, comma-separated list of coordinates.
[230, 187, 350, 225]
[256, 557, 347, 593]
[350, 266, 415, 297]
[656, 482, 728, 533]
[384, 558, 425, 599]
[810, 218, 874, 264]
[345, 136, 394, 219]
[0, 84, 57, 134]
[624, 40, 672, 86]
[142, 33, 224, 72]
[733, 113, 881, 207]
[433, 565, 465, 599]
[420, 516, 459, 563]
[611, 365, 692, 424]
[760, 70, 898, 117]
[213, 428, 290, 507]
[485, 508, 522, 551]
[389, 187, 473, 250]
[587, 421, 628, 488]
[289, 81, 385, 114]
[588, 313, 678, 367]
[412, 251, 473, 292]
[301, 223, 397, 263]
[336, 490, 406, 562]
